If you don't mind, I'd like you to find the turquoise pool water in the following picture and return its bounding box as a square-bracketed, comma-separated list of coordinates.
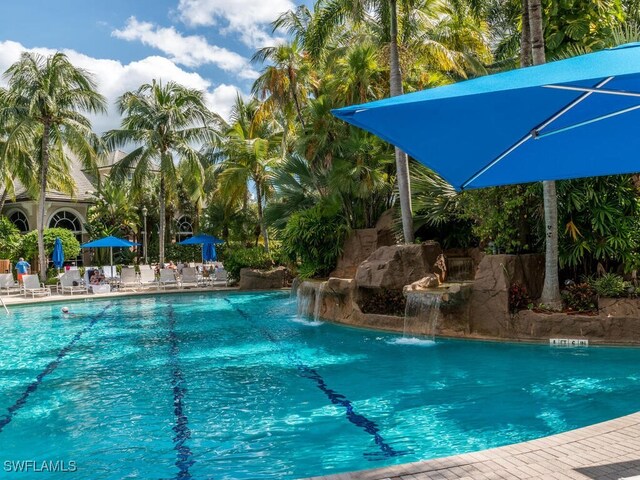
[1, 291, 640, 479]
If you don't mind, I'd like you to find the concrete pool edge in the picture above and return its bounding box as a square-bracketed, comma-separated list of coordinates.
[0, 285, 243, 309]
[306, 410, 640, 479]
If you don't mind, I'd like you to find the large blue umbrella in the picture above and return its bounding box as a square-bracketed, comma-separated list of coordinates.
[202, 243, 217, 262]
[179, 233, 223, 264]
[178, 233, 224, 245]
[333, 43, 640, 190]
[52, 237, 64, 269]
[81, 235, 140, 266]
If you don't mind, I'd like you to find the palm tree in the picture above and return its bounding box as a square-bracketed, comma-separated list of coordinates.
[104, 80, 219, 265]
[304, 0, 414, 242]
[1, 52, 106, 280]
[252, 40, 311, 129]
[216, 97, 281, 252]
[524, 0, 562, 308]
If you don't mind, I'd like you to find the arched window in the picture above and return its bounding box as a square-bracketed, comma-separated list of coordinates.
[176, 215, 193, 241]
[48, 210, 84, 265]
[9, 211, 29, 233]
[49, 210, 82, 233]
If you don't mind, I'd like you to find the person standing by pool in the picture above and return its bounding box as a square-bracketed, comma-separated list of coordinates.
[15, 257, 30, 284]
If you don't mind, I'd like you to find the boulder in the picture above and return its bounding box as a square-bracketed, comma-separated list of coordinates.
[468, 254, 544, 335]
[403, 274, 440, 293]
[238, 266, 287, 290]
[330, 210, 397, 279]
[355, 242, 442, 290]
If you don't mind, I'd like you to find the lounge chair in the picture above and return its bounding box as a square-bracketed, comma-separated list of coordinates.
[59, 272, 89, 295]
[139, 267, 159, 289]
[214, 268, 228, 285]
[0, 273, 21, 295]
[103, 265, 118, 280]
[119, 268, 139, 291]
[159, 269, 179, 289]
[22, 275, 51, 298]
[180, 267, 201, 288]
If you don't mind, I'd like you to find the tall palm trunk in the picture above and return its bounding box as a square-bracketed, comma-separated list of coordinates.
[520, 0, 532, 67]
[255, 180, 270, 253]
[37, 121, 51, 281]
[159, 174, 166, 265]
[528, 0, 562, 308]
[389, 0, 414, 243]
[288, 66, 306, 129]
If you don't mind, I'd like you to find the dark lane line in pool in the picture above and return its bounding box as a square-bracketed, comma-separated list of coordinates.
[223, 298, 405, 459]
[167, 305, 195, 479]
[0, 303, 113, 434]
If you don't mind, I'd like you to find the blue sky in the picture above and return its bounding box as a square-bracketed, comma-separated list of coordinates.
[0, 0, 312, 131]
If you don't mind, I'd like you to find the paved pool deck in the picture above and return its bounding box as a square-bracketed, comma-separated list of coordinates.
[0, 284, 239, 308]
[308, 411, 640, 480]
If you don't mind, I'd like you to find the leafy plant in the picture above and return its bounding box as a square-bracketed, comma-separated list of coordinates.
[224, 247, 274, 282]
[0, 216, 23, 261]
[590, 273, 630, 298]
[561, 283, 598, 312]
[508, 282, 531, 313]
[20, 228, 81, 263]
[281, 201, 349, 279]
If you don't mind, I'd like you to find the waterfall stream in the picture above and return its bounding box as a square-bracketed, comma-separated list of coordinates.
[403, 292, 442, 339]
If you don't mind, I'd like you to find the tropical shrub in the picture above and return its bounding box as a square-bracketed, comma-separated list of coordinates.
[561, 283, 598, 312]
[20, 228, 81, 263]
[281, 202, 349, 279]
[590, 273, 630, 298]
[508, 282, 531, 313]
[0, 216, 23, 261]
[456, 185, 541, 254]
[224, 247, 274, 282]
[557, 176, 640, 273]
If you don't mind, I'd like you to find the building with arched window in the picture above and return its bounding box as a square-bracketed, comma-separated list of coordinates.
[1, 150, 194, 268]
[0, 152, 106, 265]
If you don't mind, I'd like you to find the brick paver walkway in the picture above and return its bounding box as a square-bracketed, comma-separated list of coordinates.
[307, 411, 640, 480]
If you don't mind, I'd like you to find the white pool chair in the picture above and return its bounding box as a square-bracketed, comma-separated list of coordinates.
[214, 268, 228, 285]
[59, 272, 89, 295]
[159, 269, 179, 289]
[0, 273, 21, 296]
[139, 267, 159, 289]
[22, 275, 51, 298]
[180, 267, 200, 288]
[119, 268, 139, 291]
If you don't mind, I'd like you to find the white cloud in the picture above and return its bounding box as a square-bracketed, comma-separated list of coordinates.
[112, 17, 258, 80]
[0, 40, 245, 133]
[177, 0, 294, 48]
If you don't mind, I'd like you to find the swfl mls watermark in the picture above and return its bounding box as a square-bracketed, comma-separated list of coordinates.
[3, 460, 77, 473]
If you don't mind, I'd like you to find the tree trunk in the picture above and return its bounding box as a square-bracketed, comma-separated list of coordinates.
[528, 0, 562, 308]
[255, 180, 270, 253]
[159, 174, 166, 266]
[389, 0, 414, 244]
[0, 189, 8, 212]
[289, 66, 306, 129]
[37, 121, 51, 281]
[520, 0, 532, 67]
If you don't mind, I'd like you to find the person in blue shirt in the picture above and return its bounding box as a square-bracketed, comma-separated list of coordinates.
[15, 257, 30, 283]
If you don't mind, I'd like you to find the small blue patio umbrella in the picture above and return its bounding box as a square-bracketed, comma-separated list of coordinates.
[178, 233, 223, 264]
[332, 42, 640, 190]
[81, 235, 140, 266]
[52, 237, 64, 269]
[202, 242, 217, 262]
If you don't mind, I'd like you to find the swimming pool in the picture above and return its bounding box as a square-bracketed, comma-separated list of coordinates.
[1, 291, 640, 479]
